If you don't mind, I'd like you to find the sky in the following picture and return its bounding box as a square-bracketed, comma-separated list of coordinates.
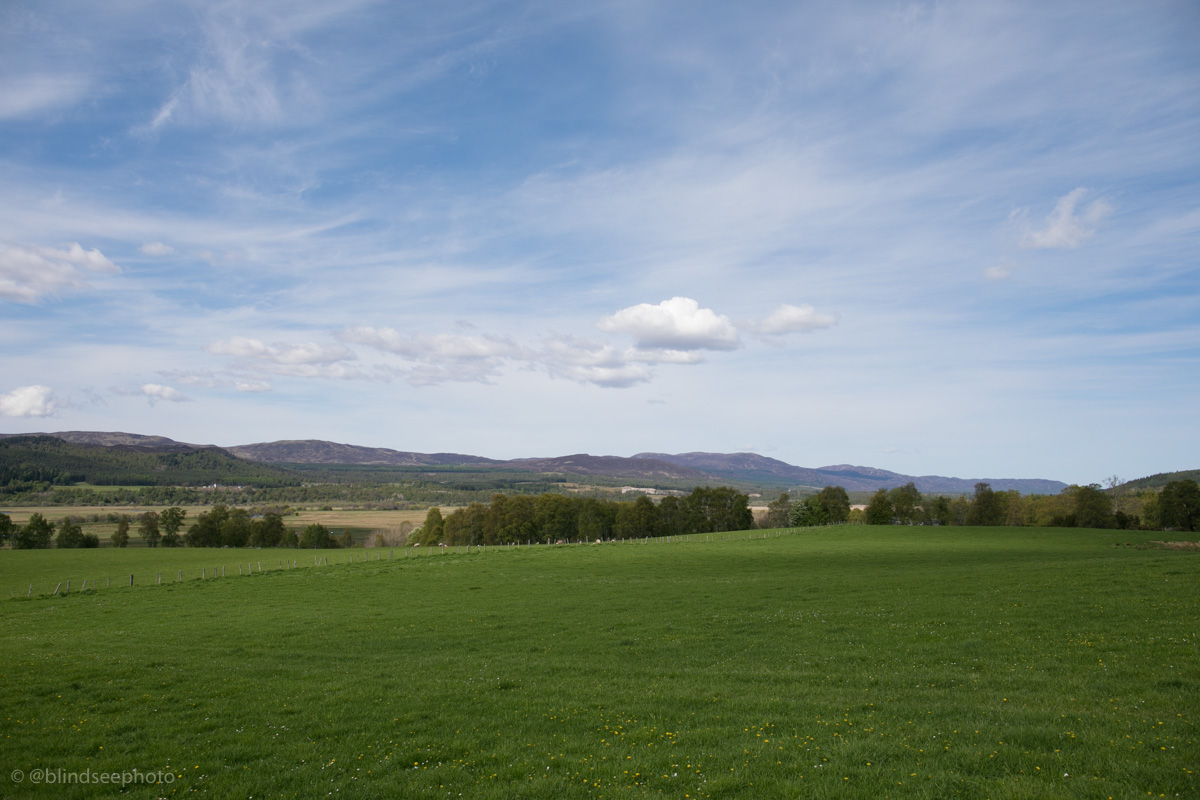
[1, 0, 1198, 485]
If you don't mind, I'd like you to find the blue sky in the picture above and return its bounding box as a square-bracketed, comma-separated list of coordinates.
[1, 0, 1197, 485]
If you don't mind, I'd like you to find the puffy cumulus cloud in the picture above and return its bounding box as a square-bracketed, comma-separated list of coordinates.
[140, 242, 175, 256]
[597, 297, 741, 351]
[1021, 188, 1112, 250]
[141, 383, 190, 403]
[0, 385, 60, 417]
[751, 303, 837, 336]
[0, 242, 121, 303]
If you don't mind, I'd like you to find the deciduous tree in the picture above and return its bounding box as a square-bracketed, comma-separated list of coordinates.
[816, 486, 851, 524]
[764, 492, 792, 528]
[15, 513, 54, 549]
[138, 511, 161, 547]
[864, 489, 894, 525]
[160, 507, 186, 547]
[1069, 484, 1115, 529]
[111, 515, 131, 548]
[299, 523, 332, 548]
[966, 483, 1004, 526]
[1159, 479, 1200, 532]
[56, 518, 85, 548]
[889, 483, 921, 525]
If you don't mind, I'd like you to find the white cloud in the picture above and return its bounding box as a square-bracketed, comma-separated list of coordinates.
[206, 336, 363, 381]
[141, 383, 190, 403]
[752, 304, 837, 335]
[537, 336, 704, 388]
[337, 327, 523, 385]
[1021, 188, 1113, 250]
[339, 327, 522, 361]
[0, 243, 121, 303]
[140, 242, 175, 256]
[597, 297, 741, 351]
[0, 385, 60, 417]
[207, 337, 354, 366]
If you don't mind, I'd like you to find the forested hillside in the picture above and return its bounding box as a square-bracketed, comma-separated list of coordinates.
[1120, 470, 1200, 491]
[0, 436, 299, 492]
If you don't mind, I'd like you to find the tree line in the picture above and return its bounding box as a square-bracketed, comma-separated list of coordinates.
[414, 486, 755, 546]
[3, 478, 1196, 550]
[766, 479, 1199, 531]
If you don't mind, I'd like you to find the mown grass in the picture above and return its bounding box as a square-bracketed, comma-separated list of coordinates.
[1, 527, 1196, 799]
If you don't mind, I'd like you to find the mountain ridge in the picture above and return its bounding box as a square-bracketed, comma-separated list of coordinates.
[1, 431, 1073, 494]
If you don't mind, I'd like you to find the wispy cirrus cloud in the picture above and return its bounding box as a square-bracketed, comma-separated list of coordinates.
[112, 383, 191, 404]
[140, 242, 175, 256]
[206, 337, 362, 380]
[0, 74, 90, 120]
[1021, 188, 1112, 250]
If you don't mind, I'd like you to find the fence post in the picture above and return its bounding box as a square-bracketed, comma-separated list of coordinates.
[202, 568, 206, 579]
[178, 570, 182, 582]
[129, 574, 133, 587]
[53, 582, 61, 596]
[27, 584, 32, 598]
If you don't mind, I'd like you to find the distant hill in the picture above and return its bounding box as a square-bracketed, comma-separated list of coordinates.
[0, 431, 1071, 495]
[505, 454, 710, 481]
[226, 439, 498, 466]
[637, 452, 1068, 495]
[0, 435, 298, 488]
[1120, 469, 1200, 491]
[0, 430, 208, 451]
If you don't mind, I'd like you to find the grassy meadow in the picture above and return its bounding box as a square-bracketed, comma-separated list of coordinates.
[1, 526, 1197, 799]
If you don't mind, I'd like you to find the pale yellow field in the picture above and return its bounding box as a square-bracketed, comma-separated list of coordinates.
[1, 505, 444, 546]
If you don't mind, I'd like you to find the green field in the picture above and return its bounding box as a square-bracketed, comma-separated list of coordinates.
[1, 527, 1196, 799]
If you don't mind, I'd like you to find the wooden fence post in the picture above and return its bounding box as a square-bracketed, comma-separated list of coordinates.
[129, 574, 133, 587]
[53, 582, 61, 596]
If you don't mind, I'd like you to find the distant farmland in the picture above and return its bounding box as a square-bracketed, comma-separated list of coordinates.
[1, 526, 1196, 799]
